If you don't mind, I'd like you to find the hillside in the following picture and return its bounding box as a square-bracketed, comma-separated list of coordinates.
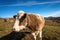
[45, 17, 60, 23]
[0, 17, 60, 40]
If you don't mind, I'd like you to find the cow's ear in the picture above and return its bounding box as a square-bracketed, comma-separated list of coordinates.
[24, 13, 27, 15]
[13, 15, 17, 19]
[24, 12, 26, 14]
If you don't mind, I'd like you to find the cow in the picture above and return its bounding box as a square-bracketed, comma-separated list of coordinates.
[12, 10, 45, 40]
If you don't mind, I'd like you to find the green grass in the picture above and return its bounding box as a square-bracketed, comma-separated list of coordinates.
[0, 19, 60, 40]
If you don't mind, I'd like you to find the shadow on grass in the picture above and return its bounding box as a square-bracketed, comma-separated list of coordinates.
[0, 31, 57, 40]
[0, 31, 34, 40]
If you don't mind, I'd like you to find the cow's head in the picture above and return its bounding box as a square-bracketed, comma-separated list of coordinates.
[13, 11, 27, 32]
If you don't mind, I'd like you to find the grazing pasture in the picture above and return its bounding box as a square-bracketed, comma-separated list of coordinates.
[0, 18, 60, 40]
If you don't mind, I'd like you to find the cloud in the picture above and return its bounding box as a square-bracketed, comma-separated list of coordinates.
[47, 10, 60, 17]
[37, 1, 60, 4]
[0, 1, 60, 6]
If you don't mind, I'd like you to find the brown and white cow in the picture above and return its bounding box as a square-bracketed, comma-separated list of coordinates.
[13, 11, 45, 40]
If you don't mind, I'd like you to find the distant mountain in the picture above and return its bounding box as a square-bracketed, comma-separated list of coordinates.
[45, 17, 60, 23]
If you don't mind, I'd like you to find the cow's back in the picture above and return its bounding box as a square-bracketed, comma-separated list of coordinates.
[27, 14, 45, 32]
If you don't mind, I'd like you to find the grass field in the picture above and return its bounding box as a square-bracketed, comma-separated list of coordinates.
[0, 18, 60, 40]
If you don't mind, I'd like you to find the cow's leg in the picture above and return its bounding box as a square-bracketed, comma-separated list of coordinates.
[32, 32, 36, 40]
[32, 31, 39, 40]
[39, 30, 42, 40]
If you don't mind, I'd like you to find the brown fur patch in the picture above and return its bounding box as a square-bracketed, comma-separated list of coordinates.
[19, 14, 27, 26]
[19, 14, 45, 32]
[27, 14, 44, 32]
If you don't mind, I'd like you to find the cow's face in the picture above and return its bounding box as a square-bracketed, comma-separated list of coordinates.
[13, 11, 27, 32]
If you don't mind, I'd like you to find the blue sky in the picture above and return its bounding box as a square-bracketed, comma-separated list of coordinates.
[0, 0, 60, 18]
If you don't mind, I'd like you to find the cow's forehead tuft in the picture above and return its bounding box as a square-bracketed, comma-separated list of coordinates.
[18, 10, 25, 17]
[18, 10, 25, 14]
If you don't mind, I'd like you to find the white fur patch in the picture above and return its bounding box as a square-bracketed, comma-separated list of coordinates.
[13, 17, 27, 32]
[39, 30, 42, 38]
[18, 10, 25, 19]
[18, 10, 25, 14]
[13, 17, 20, 32]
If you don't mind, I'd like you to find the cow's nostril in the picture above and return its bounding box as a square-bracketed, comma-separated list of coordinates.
[13, 28, 16, 31]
